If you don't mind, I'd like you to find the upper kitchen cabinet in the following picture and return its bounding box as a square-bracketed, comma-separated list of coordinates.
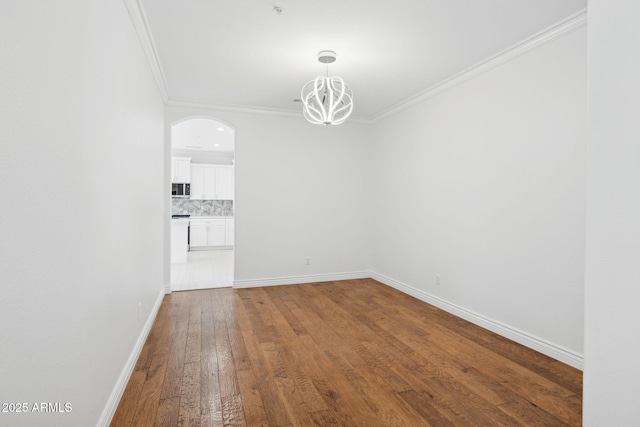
[215, 167, 234, 200]
[171, 157, 191, 183]
[190, 165, 213, 200]
[190, 164, 234, 200]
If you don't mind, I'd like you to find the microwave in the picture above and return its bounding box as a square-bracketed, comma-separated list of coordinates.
[172, 183, 190, 198]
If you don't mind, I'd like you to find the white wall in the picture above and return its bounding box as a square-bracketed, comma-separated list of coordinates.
[172, 149, 234, 166]
[165, 107, 373, 286]
[0, 1, 165, 426]
[584, 1, 640, 424]
[0, 3, 592, 424]
[371, 28, 587, 364]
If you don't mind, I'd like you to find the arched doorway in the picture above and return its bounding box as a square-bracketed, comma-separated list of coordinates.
[169, 117, 235, 291]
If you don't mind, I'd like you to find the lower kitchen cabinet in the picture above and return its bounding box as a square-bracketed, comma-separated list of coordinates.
[189, 222, 209, 247]
[206, 220, 226, 246]
[171, 219, 189, 263]
[225, 218, 234, 246]
[190, 218, 234, 248]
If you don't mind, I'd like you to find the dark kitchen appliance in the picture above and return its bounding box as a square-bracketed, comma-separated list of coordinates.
[172, 183, 190, 198]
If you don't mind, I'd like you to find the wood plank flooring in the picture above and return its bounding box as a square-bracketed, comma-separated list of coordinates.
[112, 279, 582, 426]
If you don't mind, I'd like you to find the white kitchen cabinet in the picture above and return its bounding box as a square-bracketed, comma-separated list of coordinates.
[207, 220, 226, 246]
[225, 218, 234, 245]
[216, 167, 234, 200]
[171, 157, 191, 183]
[171, 219, 189, 263]
[189, 222, 209, 247]
[190, 218, 234, 248]
[189, 166, 209, 200]
[190, 164, 234, 200]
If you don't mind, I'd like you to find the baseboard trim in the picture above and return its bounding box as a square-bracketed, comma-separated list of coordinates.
[233, 271, 370, 288]
[97, 287, 166, 426]
[370, 271, 584, 370]
[189, 245, 233, 251]
[233, 270, 584, 368]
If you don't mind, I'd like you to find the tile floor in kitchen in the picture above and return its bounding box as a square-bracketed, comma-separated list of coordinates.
[170, 249, 234, 291]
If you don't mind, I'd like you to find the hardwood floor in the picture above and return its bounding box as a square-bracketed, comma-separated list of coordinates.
[112, 279, 582, 426]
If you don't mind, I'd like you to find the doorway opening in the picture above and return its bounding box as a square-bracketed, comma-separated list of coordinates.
[169, 117, 235, 291]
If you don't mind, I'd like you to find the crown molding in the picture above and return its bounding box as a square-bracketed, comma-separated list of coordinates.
[167, 99, 304, 118]
[162, 8, 586, 125]
[123, 0, 170, 103]
[166, 99, 372, 124]
[126, 1, 585, 126]
[121, 0, 367, 125]
[369, 8, 588, 123]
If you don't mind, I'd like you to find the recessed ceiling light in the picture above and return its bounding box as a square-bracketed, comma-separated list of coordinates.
[217, 127, 224, 131]
[214, 143, 220, 147]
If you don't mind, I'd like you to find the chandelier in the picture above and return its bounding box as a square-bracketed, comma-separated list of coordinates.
[301, 51, 354, 126]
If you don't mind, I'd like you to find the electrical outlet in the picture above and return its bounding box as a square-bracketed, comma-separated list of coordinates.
[305, 257, 311, 265]
[435, 274, 441, 285]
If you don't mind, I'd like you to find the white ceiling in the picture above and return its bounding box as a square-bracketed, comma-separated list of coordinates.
[141, 0, 587, 120]
[171, 118, 235, 152]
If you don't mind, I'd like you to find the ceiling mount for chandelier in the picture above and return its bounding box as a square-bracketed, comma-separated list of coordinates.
[301, 50, 354, 126]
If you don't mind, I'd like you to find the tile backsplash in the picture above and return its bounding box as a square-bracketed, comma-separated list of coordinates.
[172, 199, 233, 216]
